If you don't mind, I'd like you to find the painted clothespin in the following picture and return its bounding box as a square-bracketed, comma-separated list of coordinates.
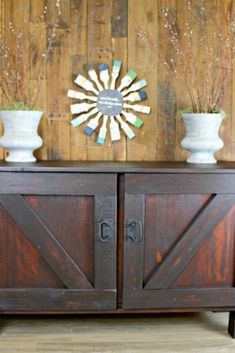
[70, 102, 97, 115]
[116, 115, 135, 139]
[123, 103, 151, 114]
[99, 64, 110, 89]
[123, 91, 147, 103]
[71, 108, 99, 127]
[110, 116, 121, 142]
[122, 79, 147, 96]
[97, 115, 108, 144]
[121, 111, 143, 128]
[117, 70, 137, 91]
[74, 74, 99, 95]
[86, 64, 103, 91]
[67, 90, 97, 102]
[83, 112, 102, 136]
[110, 60, 122, 89]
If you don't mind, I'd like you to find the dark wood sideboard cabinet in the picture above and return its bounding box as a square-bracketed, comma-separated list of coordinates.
[0, 161, 235, 338]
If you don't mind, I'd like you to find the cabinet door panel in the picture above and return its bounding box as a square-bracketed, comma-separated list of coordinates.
[123, 174, 235, 309]
[0, 173, 117, 312]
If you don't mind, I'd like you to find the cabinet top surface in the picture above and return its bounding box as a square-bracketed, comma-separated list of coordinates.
[0, 161, 235, 173]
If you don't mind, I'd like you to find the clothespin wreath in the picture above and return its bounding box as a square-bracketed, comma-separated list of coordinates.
[67, 60, 151, 144]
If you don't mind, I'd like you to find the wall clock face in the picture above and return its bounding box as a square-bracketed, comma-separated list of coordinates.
[96, 89, 123, 116]
[67, 60, 151, 144]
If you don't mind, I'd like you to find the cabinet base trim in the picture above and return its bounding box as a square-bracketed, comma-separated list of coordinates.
[0, 289, 116, 311]
[123, 288, 235, 309]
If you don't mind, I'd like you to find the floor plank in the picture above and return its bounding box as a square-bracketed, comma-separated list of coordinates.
[0, 313, 234, 352]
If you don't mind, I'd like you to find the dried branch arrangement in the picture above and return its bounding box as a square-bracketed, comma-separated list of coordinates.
[0, 0, 61, 110]
[160, 0, 235, 113]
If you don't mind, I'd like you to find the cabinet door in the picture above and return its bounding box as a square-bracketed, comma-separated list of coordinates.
[123, 173, 235, 309]
[0, 172, 117, 312]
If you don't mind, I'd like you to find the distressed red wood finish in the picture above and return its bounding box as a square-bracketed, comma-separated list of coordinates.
[123, 169, 235, 338]
[0, 161, 234, 338]
[0, 171, 117, 310]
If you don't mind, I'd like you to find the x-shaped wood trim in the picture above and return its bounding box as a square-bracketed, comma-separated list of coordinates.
[0, 195, 92, 289]
[145, 194, 235, 290]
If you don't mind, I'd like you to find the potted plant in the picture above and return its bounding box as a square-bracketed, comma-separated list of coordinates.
[0, 0, 61, 162]
[161, 2, 235, 163]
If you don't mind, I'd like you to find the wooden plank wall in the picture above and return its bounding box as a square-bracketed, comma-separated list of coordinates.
[0, 0, 234, 161]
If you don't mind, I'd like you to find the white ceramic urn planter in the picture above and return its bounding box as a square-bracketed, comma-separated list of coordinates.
[0, 111, 43, 162]
[181, 113, 224, 164]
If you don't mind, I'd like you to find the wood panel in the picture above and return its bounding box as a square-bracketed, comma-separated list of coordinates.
[144, 195, 235, 289]
[0, 203, 64, 288]
[1, 0, 235, 161]
[145, 194, 235, 290]
[125, 173, 235, 194]
[127, 0, 158, 161]
[158, 0, 177, 160]
[26, 195, 95, 285]
[0, 289, 116, 311]
[0, 172, 117, 194]
[123, 288, 235, 309]
[0, 194, 93, 289]
[123, 172, 235, 310]
[0, 173, 117, 310]
[70, 0, 88, 161]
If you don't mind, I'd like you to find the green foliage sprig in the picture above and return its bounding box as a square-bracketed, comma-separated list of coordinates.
[0, 102, 32, 111]
[177, 108, 227, 118]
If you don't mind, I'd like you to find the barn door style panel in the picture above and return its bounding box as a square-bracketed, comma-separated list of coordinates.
[0, 173, 117, 312]
[123, 173, 235, 309]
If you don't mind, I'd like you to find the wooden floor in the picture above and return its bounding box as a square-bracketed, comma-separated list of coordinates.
[0, 312, 234, 352]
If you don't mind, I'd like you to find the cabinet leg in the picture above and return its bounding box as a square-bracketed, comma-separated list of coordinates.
[228, 312, 235, 338]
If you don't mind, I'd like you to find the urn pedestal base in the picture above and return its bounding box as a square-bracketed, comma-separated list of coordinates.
[181, 113, 224, 164]
[0, 111, 43, 162]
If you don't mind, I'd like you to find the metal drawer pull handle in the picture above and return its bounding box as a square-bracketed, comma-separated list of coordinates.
[98, 218, 113, 242]
[126, 219, 143, 242]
